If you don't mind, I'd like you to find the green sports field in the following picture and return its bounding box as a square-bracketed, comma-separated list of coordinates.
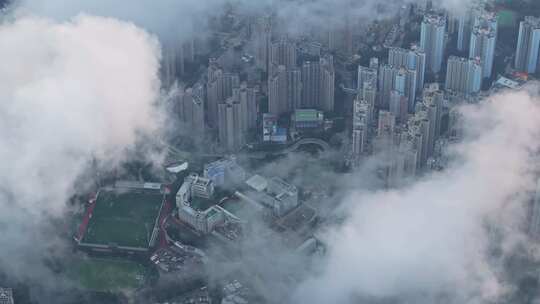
[68, 258, 146, 291]
[81, 189, 164, 249]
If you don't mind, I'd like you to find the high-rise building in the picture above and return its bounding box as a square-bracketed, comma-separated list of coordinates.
[389, 90, 409, 123]
[253, 16, 272, 72]
[420, 83, 444, 159]
[162, 44, 183, 88]
[301, 55, 335, 111]
[529, 180, 540, 239]
[320, 55, 335, 112]
[301, 60, 320, 109]
[177, 83, 206, 135]
[457, 6, 477, 52]
[357, 65, 378, 92]
[326, 16, 354, 56]
[270, 38, 297, 72]
[445, 56, 482, 95]
[268, 65, 302, 116]
[469, 25, 496, 79]
[379, 65, 417, 111]
[457, 11, 471, 52]
[352, 96, 373, 157]
[407, 111, 430, 169]
[388, 137, 418, 186]
[204, 156, 246, 187]
[377, 110, 396, 137]
[378, 64, 395, 109]
[388, 46, 426, 91]
[529, 179, 540, 237]
[420, 13, 446, 74]
[361, 82, 377, 116]
[515, 16, 540, 74]
[233, 83, 259, 130]
[369, 57, 379, 70]
[206, 61, 239, 126]
[218, 98, 246, 151]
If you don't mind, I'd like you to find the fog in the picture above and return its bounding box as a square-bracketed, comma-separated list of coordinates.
[293, 87, 540, 304]
[12, 0, 468, 43]
[0, 0, 534, 303]
[0, 13, 163, 292]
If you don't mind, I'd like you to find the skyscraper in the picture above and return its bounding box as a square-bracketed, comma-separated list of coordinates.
[379, 65, 417, 111]
[389, 90, 408, 123]
[177, 83, 206, 135]
[457, 11, 472, 51]
[420, 13, 446, 74]
[388, 46, 426, 91]
[218, 98, 246, 152]
[300, 55, 334, 111]
[233, 83, 259, 130]
[445, 56, 482, 95]
[469, 25, 496, 79]
[253, 16, 272, 72]
[357, 65, 378, 92]
[369, 57, 379, 70]
[319, 55, 335, 112]
[268, 65, 302, 116]
[515, 16, 540, 74]
[407, 110, 430, 169]
[352, 97, 372, 157]
[388, 136, 418, 186]
[377, 111, 396, 138]
[270, 38, 297, 72]
[301, 60, 320, 108]
[420, 83, 444, 158]
[361, 82, 377, 117]
[162, 44, 183, 88]
[529, 179, 540, 239]
[206, 61, 240, 126]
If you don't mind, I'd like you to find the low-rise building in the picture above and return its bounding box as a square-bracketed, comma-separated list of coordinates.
[291, 109, 324, 131]
[262, 114, 288, 143]
[203, 156, 246, 187]
[237, 175, 299, 217]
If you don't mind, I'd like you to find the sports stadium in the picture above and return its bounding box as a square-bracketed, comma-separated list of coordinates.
[76, 181, 168, 254]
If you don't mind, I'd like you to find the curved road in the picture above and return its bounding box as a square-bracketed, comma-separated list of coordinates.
[244, 138, 331, 159]
[283, 138, 330, 153]
[165, 138, 331, 160]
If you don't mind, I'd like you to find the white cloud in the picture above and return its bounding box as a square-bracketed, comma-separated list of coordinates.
[293, 87, 540, 304]
[0, 14, 162, 282]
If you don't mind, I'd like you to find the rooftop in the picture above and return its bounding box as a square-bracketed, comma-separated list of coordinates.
[245, 174, 268, 192]
[293, 109, 324, 122]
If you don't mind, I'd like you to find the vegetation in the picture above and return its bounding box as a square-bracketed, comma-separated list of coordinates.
[67, 258, 146, 292]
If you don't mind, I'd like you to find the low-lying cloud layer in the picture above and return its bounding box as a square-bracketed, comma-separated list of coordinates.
[12, 0, 469, 44]
[293, 87, 540, 304]
[0, 14, 162, 285]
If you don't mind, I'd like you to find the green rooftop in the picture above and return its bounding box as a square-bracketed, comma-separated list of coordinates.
[498, 10, 517, 28]
[294, 109, 324, 122]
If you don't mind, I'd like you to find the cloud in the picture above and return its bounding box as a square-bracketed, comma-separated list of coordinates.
[0, 13, 162, 289]
[10, 0, 469, 43]
[292, 86, 540, 304]
[12, 0, 224, 43]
